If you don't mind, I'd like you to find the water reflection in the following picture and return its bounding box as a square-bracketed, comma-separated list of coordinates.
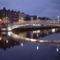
[23, 28, 60, 39]
[20, 43, 24, 47]
[56, 45, 60, 52]
[0, 28, 60, 50]
[0, 32, 20, 50]
[56, 47, 59, 52]
[36, 45, 39, 50]
[7, 31, 12, 36]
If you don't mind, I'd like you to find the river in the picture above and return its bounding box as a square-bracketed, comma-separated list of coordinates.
[0, 28, 60, 60]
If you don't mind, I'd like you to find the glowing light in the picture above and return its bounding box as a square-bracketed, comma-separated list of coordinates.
[25, 38, 29, 41]
[7, 27, 12, 31]
[8, 32, 12, 36]
[52, 29, 55, 32]
[56, 48, 59, 52]
[0, 37, 2, 40]
[33, 30, 37, 33]
[37, 24, 41, 26]
[37, 46, 39, 50]
[37, 30, 40, 33]
[0, 19, 1, 21]
[30, 39, 36, 42]
[33, 24, 36, 26]
[21, 43, 23, 47]
[39, 40, 44, 43]
[57, 16, 59, 20]
[6, 40, 8, 43]
[33, 30, 40, 33]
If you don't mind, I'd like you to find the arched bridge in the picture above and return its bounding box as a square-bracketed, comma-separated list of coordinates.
[7, 20, 60, 31]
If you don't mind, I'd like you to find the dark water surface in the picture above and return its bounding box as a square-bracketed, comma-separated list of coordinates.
[0, 28, 60, 60]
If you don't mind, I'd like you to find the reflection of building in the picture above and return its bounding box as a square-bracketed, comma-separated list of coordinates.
[0, 33, 20, 50]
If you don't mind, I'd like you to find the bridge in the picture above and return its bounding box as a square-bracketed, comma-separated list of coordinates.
[7, 19, 60, 45]
[7, 19, 60, 31]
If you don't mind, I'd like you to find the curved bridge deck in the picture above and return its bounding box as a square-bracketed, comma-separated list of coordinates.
[7, 20, 60, 31]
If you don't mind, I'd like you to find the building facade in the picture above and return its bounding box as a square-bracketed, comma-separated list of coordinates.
[0, 7, 26, 23]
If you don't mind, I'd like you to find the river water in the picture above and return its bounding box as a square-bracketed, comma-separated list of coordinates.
[0, 28, 60, 60]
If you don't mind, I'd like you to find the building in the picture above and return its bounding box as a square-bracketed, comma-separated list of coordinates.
[0, 7, 26, 23]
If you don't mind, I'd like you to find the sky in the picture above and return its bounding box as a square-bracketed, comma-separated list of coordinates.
[0, 0, 43, 11]
[0, 0, 60, 18]
[0, 0, 51, 13]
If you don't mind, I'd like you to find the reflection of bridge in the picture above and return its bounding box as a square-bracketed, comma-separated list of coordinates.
[7, 20, 60, 45]
[7, 20, 60, 31]
[8, 32, 60, 45]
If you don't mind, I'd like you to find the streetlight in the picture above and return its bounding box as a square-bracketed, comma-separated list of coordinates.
[57, 16, 59, 21]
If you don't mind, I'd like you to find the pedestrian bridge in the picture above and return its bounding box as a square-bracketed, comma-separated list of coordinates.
[7, 20, 60, 31]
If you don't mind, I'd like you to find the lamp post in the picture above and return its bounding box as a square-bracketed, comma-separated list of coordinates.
[57, 16, 59, 21]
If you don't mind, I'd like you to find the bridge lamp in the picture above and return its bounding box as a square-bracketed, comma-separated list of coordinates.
[57, 16, 59, 21]
[33, 30, 40, 33]
[52, 28, 56, 33]
[7, 32, 12, 36]
[37, 30, 40, 33]
[7, 27, 12, 31]
[33, 31, 37, 33]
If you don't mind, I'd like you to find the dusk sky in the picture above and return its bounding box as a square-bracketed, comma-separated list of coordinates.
[0, 0, 60, 18]
[0, 0, 48, 12]
[0, 0, 44, 11]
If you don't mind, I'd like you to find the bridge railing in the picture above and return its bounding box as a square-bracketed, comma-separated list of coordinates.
[8, 20, 60, 30]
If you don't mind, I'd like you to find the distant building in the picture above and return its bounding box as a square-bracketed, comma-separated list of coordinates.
[0, 7, 51, 24]
[0, 7, 26, 23]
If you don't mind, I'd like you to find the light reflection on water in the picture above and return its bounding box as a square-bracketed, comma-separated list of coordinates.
[0, 28, 60, 48]
[0, 28, 60, 60]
